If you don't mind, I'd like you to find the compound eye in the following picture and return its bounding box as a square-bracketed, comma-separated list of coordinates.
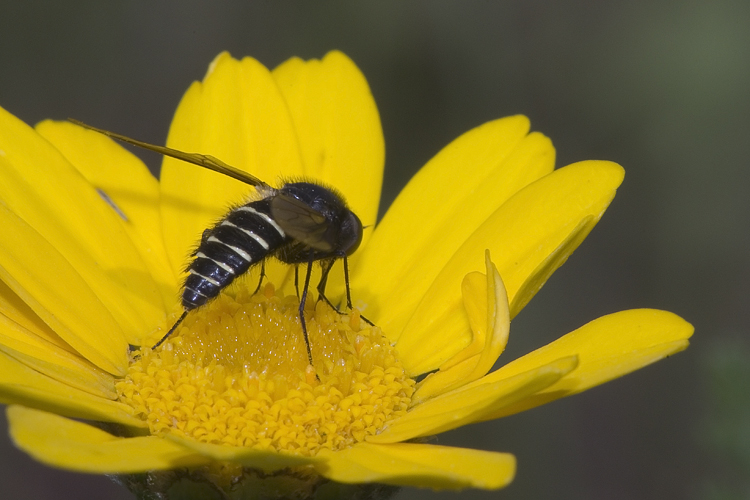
[342, 212, 364, 256]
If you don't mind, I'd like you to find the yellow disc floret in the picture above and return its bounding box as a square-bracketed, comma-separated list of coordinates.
[116, 285, 415, 456]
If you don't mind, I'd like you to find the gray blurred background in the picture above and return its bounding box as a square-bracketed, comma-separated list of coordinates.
[1, 1, 748, 499]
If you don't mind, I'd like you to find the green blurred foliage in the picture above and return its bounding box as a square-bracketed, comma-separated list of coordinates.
[699, 337, 750, 500]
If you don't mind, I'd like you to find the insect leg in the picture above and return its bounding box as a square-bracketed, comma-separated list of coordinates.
[342, 255, 374, 326]
[252, 260, 266, 295]
[315, 259, 349, 316]
[315, 257, 374, 326]
[315, 259, 339, 310]
[152, 310, 189, 350]
[341, 256, 353, 309]
[294, 265, 301, 300]
[298, 252, 315, 366]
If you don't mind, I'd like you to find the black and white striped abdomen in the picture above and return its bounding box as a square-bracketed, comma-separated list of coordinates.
[182, 199, 287, 309]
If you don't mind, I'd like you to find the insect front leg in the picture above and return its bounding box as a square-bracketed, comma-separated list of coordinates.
[342, 255, 374, 326]
[316, 257, 374, 327]
[318, 259, 344, 314]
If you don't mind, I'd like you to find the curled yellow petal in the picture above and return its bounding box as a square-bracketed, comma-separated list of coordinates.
[8, 406, 207, 473]
[316, 442, 516, 490]
[413, 251, 510, 399]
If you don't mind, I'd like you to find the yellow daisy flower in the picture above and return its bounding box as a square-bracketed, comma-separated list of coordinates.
[0, 51, 692, 497]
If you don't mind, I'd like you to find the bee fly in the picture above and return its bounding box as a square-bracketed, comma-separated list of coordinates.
[70, 119, 367, 366]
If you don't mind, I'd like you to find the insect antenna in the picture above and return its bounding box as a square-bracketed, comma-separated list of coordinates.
[68, 119, 269, 188]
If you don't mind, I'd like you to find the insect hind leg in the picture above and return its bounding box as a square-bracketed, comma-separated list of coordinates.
[152, 310, 189, 350]
[252, 260, 267, 295]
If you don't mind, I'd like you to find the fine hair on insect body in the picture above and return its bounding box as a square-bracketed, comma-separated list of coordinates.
[70, 119, 369, 366]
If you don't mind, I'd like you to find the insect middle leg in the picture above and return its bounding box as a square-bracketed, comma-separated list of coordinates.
[297, 253, 315, 366]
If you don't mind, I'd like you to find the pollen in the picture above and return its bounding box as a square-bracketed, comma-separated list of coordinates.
[116, 284, 415, 456]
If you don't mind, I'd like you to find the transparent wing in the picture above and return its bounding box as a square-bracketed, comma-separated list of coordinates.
[69, 119, 269, 188]
[270, 194, 332, 251]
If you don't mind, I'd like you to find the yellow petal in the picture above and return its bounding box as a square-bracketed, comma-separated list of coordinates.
[0, 352, 142, 427]
[273, 50, 384, 230]
[0, 329, 114, 399]
[413, 251, 510, 400]
[353, 116, 553, 333]
[0, 276, 76, 354]
[0, 106, 165, 342]
[167, 435, 319, 473]
[370, 356, 576, 444]
[476, 309, 693, 420]
[0, 205, 128, 374]
[8, 406, 206, 473]
[508, 214, 595, 316]
[396, 160, 624, 374]
[0, 279, 114, 397]
[316, 442, 515, 490]
[161, 52, 302, 285]
[36, 119, 177, 311]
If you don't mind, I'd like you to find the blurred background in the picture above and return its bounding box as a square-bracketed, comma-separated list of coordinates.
[1, 1, 748, 499]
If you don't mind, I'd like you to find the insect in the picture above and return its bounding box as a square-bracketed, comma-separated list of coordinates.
[69, 119, 366, 365]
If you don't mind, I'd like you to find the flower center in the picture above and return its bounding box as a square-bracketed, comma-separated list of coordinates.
[116, 284, 415, 456]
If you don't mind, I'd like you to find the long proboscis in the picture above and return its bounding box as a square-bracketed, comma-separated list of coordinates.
[68, 118, 269, 188]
